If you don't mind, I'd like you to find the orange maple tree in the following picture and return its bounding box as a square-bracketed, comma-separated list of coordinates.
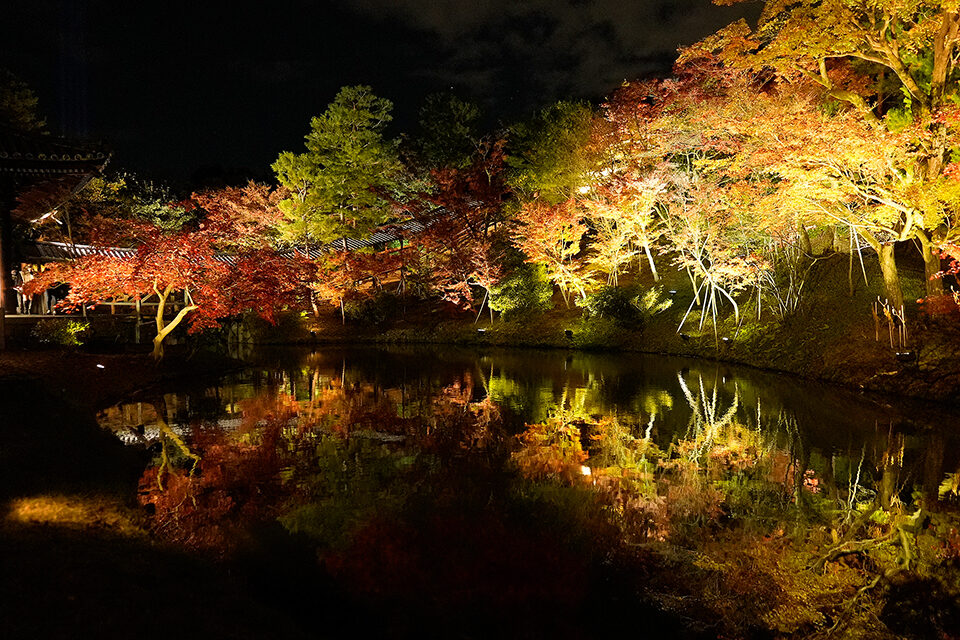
[511, 198, 592, 307]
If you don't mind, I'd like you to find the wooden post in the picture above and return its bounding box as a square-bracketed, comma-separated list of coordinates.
[0, 204, 14, 349]
[135, 298, 141, 344]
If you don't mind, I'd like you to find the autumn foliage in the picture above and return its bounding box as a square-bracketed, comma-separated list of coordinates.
[25, 182, 312, 358]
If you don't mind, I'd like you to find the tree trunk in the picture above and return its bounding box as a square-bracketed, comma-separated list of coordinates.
[878, 243, 904, 310]
[643, 239, 659, 281]
[151, 284, 198, 360]
[832, 226, 845, 253]
[915, 231, 944, 297]
[799, 225, 813, 255]
[923, 432, 945, 512]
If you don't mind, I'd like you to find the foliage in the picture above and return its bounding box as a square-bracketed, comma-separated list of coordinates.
[343, 290, 401, 326]
[273, 85, 404, 247]
[634, 286, 673, 320]
[24, 194, 311, 359]
[0, 68, 45, 132]
[581, 177, 667, 284]
[512, 198, 594, 307]
[311, 250, 403, 320]
[506, 100, 605, 204]
[403, 138, 510, 311]
[28, 318, 91, 347]
[689, 0, 960, 301]
[579, 285, 642, 327]
[413, 92, 481, 171]
[14, 173, 195, 245]
[488, 260, 554, 319]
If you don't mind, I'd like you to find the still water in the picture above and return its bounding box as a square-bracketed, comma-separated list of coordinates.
[95, 346, 960, 636]
[100, 345, 957, 475]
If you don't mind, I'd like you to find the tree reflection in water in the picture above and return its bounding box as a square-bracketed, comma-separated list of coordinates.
[97, 347, 960, 638]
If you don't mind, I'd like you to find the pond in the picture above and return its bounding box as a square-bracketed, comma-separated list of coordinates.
[95, 346, 960, 638]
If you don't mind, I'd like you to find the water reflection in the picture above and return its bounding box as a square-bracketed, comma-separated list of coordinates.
[97, 346, 960, 543]
[99, 346, 957, 455]
[93, 346, 960, 636]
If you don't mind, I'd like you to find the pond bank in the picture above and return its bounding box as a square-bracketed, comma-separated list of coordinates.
[0, 348, 245, 413]
[254, 305, 960, 406]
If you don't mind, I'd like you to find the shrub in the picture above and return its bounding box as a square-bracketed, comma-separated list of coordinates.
[29, 318, 91, 347]
[634, 285, 673, 320]
[489, 263, 554, 320]
[344, 291, 401, 326]
[580, 285, 642, 327]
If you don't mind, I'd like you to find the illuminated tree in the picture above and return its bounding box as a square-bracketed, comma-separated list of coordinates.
[506, 101, 607, 204]
[582, 176, 668, 284]
[690, 0, 960, 298]
[311, 250, 403, 323]
[685, 71, 960, 310]
[273, 86, 404, 248]
[403, 138, 510, 314]
[25, 193, 309, 359]
[189, 181, 284, 248]
[597, 71, 768, 330]
[512, 199, 593, 307]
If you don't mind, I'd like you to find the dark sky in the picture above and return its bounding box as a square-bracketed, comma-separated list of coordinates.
[2, 0, 757, 186]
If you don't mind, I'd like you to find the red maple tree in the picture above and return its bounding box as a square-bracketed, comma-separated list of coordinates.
[404, 138, 510, 313]
[25, 183, 311, 359]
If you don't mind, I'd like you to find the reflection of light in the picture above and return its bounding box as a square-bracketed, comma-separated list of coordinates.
[577, 186, 591, 194]
[580, 465, 592, 476]
[96, 364, 105, 369]
[8, 495, 141, 536]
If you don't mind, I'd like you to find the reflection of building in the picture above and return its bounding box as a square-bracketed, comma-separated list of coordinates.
[0, 125, 108, 343]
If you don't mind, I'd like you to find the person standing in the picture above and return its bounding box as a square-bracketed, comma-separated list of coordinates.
[20, 267, 35, 314]
[11, 268, 24, 314]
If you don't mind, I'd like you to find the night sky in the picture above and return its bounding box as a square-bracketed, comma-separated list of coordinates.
[2, 0, 757, 186]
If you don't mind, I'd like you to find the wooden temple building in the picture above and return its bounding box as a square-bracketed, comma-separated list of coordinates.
[0, 124, 109, 346]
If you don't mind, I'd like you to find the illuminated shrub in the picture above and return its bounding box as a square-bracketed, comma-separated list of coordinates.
[489, 262, 554, 319]
[29, 318, 91, 347]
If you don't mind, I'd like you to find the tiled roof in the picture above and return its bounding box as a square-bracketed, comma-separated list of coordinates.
[21, 240, 136, 262]
[20, 240, 239, 264]
[280, 217, 429, 260]
[20, 216, 432, 264]
[0, 126, 109, 176]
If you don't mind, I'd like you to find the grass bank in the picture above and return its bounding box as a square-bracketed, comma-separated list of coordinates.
[251, 250, 960, 404]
